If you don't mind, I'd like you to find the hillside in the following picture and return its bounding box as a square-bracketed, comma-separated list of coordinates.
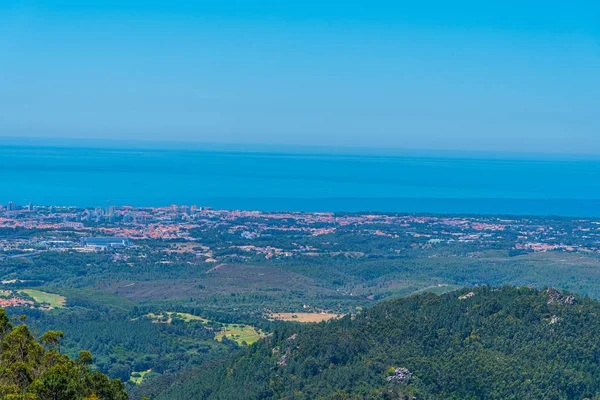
[0, 308, 128, 400]
[148, 286, 600, 400]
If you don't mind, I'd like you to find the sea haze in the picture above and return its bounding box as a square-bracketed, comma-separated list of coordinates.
[2, 144, 600, 216]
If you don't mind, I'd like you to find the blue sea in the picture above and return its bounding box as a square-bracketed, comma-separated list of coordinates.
[3, 144, 600, 217]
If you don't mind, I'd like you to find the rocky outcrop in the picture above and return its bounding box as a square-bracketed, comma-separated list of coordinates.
[459, 292, 475, 300]
[546, 288, 576, 305]
[386, 367, 413, 383]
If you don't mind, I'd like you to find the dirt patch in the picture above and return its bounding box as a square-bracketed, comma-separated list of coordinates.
[206, 263, 227, 273]
[270, 312, 342, 323]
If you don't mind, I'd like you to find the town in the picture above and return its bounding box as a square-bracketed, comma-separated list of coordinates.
[2, 202, 599, 261]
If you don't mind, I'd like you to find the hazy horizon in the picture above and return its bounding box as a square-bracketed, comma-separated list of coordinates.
[5, 135, 600, 162]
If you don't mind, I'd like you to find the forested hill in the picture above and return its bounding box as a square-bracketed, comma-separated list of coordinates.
[0, 308, 128, 400]
[152, 286, 600, 400]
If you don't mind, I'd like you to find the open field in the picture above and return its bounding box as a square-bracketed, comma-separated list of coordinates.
[145, 313, 173, 323]
[145, 312, 210, 324]
[167, 312, 209, 323]
[270, 312, 342, 323]
[130, 369, 152, 385]
[19, 289, 66, 308]
[143, 311, 263, 345]
[215, 324, 264, 345]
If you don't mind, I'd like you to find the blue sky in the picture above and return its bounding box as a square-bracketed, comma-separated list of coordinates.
[1, 1, 599, 153]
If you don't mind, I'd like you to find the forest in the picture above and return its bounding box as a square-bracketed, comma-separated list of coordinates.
[0, 308, 128, 399]
[145, 286, 600, 399]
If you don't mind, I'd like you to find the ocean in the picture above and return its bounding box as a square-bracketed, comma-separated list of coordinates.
[2, 144, 600, 217]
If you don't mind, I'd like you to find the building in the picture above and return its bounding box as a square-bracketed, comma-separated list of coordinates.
[80, 237, 130, 249]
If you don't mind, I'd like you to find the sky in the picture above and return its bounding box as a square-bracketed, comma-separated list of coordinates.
[1, 0, 599, 154]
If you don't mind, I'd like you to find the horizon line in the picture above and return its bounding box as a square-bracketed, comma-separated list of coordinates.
[2, 136, 600, 161]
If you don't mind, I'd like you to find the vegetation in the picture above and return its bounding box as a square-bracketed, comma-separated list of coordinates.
[149, 286, 600, 399]
[19, 290, 66, 309]
[166, 313, 208, 323]
[5, 217, 600, 397]
[129, 370, 152, 385]
[214, 324, 264, 346]
[22, 304, 234, 387]
[0, 308, 127, 399]
[270, 313, 341, 323]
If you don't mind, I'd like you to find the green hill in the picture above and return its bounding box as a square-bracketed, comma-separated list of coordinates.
[0, 308, 128, 400]
[149, 286, 600, 399]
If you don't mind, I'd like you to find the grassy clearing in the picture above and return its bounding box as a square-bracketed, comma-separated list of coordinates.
[144, 311, 264, 345]
[215, 324, 264, 345]
[19, 289, 66, 308]
[408, 284, 463, 296]
[145, 313, 172, 323]
[130, 369, 152, 385]
[270, 312, 342, 323]
[145, 312, 210, 324]
[167, 312, 209, 323]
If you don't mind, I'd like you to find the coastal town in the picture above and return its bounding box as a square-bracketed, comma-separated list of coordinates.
[2, 202, 600, 261]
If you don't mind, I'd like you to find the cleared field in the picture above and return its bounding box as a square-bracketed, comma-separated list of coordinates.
[215, 324, 264, 345]
[19, 289, 66, 308]
[130, 369, 152, 385]
[145, 313, 172, 323]
[167, 312, 209, 323]
[270, 312, 342, 323]
[144, 312, 263, 345]
[145, 312, 209, 324]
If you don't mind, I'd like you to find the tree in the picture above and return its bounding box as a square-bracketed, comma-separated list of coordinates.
[0, 308, 128, 399]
